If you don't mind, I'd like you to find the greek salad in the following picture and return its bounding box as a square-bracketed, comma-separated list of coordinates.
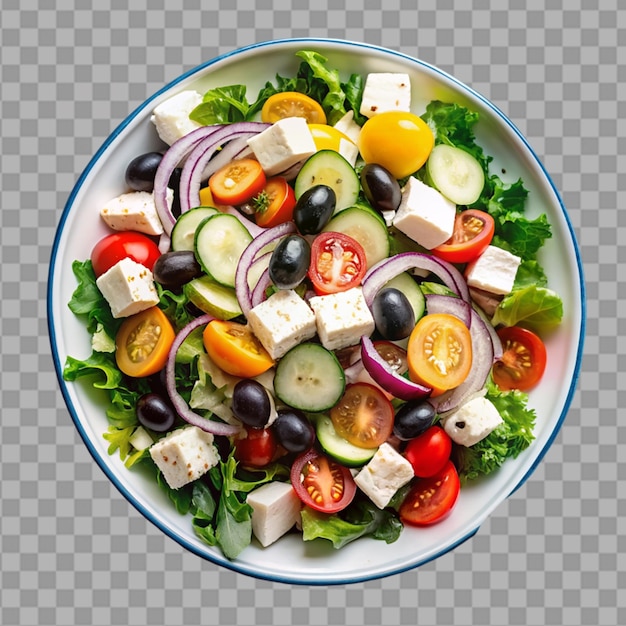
[63, 50, 564, 559]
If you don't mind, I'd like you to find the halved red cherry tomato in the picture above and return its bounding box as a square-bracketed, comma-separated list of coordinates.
[404, 426, 452, 478]
[208, 158, 267, 206]
[115, 306, 175, 378]
[373, 341, 409, 375]
[407, 313, 473, 397]
[261, 92, 326, 124]
[234, 425, 279, 468]
[253, 177, 297, 228]
[431, 210, 495, 264]
[308, 231, 368, 295]
[399, 460, 460, 526]
[91, 231, 161, 277]
[203, 320, 274, 378]
[330, 382, 395, 449]
[290, 449, 356, 513]
[492, 326, 547, 391]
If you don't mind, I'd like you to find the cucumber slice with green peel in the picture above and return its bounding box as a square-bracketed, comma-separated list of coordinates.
[183, 275, 242, 320]
[194, 213, 252, 288]
[274, 343, 346, 412]
[426, 144, 485, 205]
[171, 206, 219, 251]
[315, 414, 377, 467]
[323, 206, 390, 269]
[294, 149, 360, 213]
[383, 272, 426, 322]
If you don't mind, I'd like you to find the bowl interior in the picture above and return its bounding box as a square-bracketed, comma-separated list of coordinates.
[49, 38, 585, 585]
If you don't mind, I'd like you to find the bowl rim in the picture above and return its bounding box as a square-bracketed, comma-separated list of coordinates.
[47, 37, 586, 585]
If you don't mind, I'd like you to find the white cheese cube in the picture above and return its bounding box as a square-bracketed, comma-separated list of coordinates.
[333, 110, 361, 144]
[150, 90, 203, 145]
[247, 290, 317, 360]
[354, 443, 414, 509]
[247, 482, 302, 547]
[308, 287, 375, 351]
[95, 257, 159, 318]
[359, 73, 411, 118]
[100, 190, 170, 236]
[392, 177, 456, 249]
[442, 396, 504, 447]
[149, 426, 220, 490]
[465, 245, 521, 296]
[246, 117, 316, 176]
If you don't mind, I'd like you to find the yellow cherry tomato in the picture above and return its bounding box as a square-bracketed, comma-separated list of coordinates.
[308, 123, 355, 153]
[358, 111, 435, 179]
[261, 92, 327, 124]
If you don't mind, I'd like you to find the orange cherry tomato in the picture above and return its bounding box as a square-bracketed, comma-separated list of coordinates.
[115, 307, 176, 378]
[407, 313, 472, 396]
[261, 92, 326, 124]
[431, 210, 495, 264]
[329, 382, 395, 449]
[253, 177, 297, 228]
[492, 326, 547, 391]
[208, 158, 266, 206]
[202, 319, 274, 378]
[308, 231, 368, 295]
[399, 460, 460, 526]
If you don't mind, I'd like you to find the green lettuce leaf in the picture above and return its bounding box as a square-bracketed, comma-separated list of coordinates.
[492, 285, 563, 333]
[63, 351, 123, 390]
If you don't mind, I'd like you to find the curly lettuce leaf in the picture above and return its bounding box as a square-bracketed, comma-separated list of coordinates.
[63, 351, 123, 390]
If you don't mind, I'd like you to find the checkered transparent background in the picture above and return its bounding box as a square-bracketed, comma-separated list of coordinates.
[1, 0, 623, 624]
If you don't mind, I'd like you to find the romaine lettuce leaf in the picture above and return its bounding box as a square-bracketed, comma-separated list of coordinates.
[492, 285, 563, 333]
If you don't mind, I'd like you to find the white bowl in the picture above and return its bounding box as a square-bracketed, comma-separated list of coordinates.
[48, 38, 585, 585]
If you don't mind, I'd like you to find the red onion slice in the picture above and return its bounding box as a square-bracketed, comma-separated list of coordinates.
[361, 335, 432, 401]
[361, 252, 470, 308]
[165, 314, 242, 437]
[424, 293, 472, 328]
[153, 124, 227, 235]
[250, 266, 272, 308]
[234, 221, 297, 318]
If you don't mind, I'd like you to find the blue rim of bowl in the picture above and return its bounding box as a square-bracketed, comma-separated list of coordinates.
[48, 37, 586, 586]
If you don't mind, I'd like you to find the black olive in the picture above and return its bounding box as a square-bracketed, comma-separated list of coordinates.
[152, 250, 203, 289]
[268, 234, 311, 289]
[372, 288, 416, 340]
[360, 163, 402, 214]
[231, 379, 273, 428]
[272, 408, 316, 453]
[125, 152, 164, 192]
[293, 185, 336, 235]
[136, 393, 176, 432]
[393, 400, 436, 441]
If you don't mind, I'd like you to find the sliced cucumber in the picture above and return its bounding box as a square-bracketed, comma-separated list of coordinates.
[294, 149, 360, 213]
[183, 275, 242, 320]
[426, 144, 485, 205]
[274, 343, 345, 412]
[383, 272, 426, 322]
[315, 414, 377, 467]
[194, 213, 252, 288]
[171, 206, 219, 251]
[323, 206, 390, 269]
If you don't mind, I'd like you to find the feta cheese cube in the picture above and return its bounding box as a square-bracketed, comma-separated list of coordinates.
[247, 290, 317, 360]
[392, 177, 457, 249]
[95, 257, 159, 318]
[100, 190, 169, 236]
[441, 396, 504, 447]
[149, 426, 220, 490]
[247, 482, 302, 547]
[150, 90, 203, 145]
[246, 117, 316, 176]
[308, 287, 375, 351]
[465, 245, 521, 296]
[354, 443, 414, 509]
[333, 110, 361, 144]
[359, 73, 411, 118]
